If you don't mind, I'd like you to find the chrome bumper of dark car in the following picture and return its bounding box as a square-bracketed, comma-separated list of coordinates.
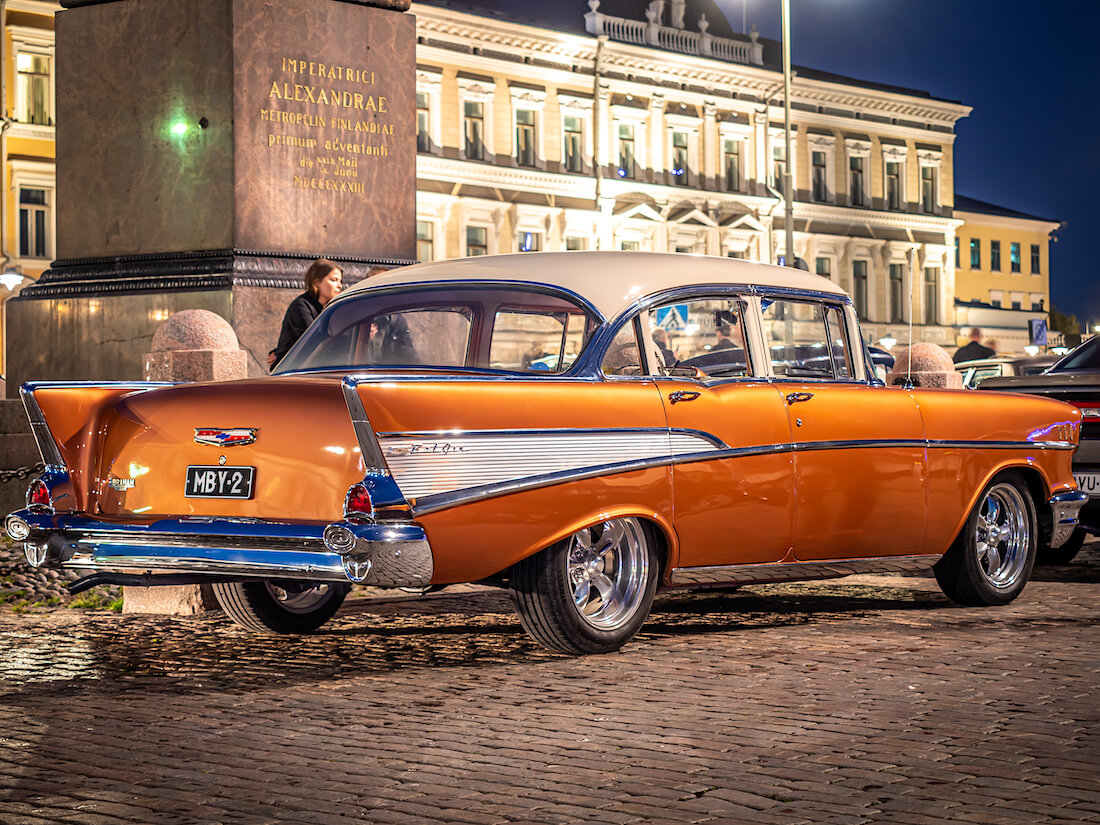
[3, 510, 434, 588]
[1049, 491, 1088, 548]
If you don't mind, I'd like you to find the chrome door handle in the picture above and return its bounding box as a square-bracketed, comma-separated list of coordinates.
[668, 391, 701, 404]
[786, 392, 814, 405]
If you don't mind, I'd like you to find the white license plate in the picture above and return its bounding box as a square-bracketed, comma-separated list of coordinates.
[1074, 472, 1100, 498]
[184, 465, 255, 499]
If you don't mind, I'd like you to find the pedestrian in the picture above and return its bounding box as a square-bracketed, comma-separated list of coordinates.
[268, 258, 343, 369]
[952, 326, 995, 363]
[652, 328, 675, 367]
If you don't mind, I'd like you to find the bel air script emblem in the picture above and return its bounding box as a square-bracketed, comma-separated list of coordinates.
[194, 427, 259, 447]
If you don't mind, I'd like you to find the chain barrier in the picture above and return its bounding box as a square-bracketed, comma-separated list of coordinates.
[0, 462, 45, 485]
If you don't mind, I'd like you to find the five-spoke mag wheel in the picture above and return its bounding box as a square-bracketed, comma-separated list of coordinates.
[512, 517, 659, 655]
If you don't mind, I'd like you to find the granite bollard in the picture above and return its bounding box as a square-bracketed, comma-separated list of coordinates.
[886, 342, 963, 389]
[125, 310, 246, 614]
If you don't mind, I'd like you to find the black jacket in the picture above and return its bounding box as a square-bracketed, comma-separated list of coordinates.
[952, 340, 996, 363]
[271, 291, 323, 366]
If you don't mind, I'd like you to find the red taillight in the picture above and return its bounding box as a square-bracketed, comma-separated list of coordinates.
[27, 478, 51, 509]
[344, 482, 374, 519]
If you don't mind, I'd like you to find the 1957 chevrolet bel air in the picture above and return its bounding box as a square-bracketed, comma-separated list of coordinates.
[4, 252, 1087, 654]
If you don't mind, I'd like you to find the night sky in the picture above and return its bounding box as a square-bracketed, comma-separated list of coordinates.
[714, 0, 1100, 328]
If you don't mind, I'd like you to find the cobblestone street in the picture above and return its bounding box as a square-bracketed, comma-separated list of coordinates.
[0, 548, 1097, 825]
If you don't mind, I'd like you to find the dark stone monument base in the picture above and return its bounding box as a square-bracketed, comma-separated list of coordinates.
[5, 251, 404, 394]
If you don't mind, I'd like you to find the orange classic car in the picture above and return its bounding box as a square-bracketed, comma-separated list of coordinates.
[4, 252, 1087, 653]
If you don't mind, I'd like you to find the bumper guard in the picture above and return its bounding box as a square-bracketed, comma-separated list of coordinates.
[1049, 490, 1088, 548]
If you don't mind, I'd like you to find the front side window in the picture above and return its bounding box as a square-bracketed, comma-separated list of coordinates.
[886, 161, 901, 210]
[853, 259, 868, 320]
[970, 239, 981, 268]
[761, 298, 851, 380]
[889, 263, 904, 323]
[464, 101, 485, 160]
[416, 221, 433, 262]
[991, 240, 1001, 271]
[618, 124, 635, 178]
[647, 297, 749, 378]
[276, 286, 596, 375]
[416, 92, 430, 153]
[466, 226, 487, 257]
[924, 267, 939, 325]
[849, 157, 865, 206]
[920, 166, 936, 213]
[515, 109, 536, 167]
[563, 115, 582, 173]
[19, 187, 48, 258]
[672, 131, 689, 185]
[17, 52, 50, 126]
[1010, 242, 1021, 273]
[724, 139, 741, 192]
[812, 151, 827, 201]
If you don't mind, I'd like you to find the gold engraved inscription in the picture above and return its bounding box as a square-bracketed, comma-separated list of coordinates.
[262, 54, 399, 196]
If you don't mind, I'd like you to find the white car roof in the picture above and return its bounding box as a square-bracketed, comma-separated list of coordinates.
[338, 251, 849, 321]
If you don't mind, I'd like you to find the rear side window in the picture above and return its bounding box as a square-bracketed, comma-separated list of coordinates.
[761, 298, 853, 380]
[490, 310, 587, 372]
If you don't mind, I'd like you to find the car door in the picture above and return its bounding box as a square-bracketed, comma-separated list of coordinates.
[758, 296, 928, 562]
[643, 293, 794, 569]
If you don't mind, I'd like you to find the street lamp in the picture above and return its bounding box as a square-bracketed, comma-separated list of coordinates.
[0, 271, 24, 291]
[781, 0, 794, 268]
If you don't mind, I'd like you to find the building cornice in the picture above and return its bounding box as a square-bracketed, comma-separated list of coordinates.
[955, 210, 1061, 236]
[417, 155, 597, 200]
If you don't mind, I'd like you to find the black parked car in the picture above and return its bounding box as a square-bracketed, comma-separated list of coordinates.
[981, 338, 1100, 562]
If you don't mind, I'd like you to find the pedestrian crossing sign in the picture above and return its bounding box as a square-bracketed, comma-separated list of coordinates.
[655, 304, 689, 331]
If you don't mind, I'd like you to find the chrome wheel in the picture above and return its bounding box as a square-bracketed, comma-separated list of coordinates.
[565, 517, 650, 630]
[974, 483, 1030, 589]
[264, 581, 339, 614]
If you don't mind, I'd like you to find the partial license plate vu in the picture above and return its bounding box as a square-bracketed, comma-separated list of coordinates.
[1073, 472, 1100, 498]
[184, 465, 256, 499]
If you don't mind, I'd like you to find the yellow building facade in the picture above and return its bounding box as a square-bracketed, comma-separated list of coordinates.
[953, 195, 1060, 352]
[0, 0, 57, 382]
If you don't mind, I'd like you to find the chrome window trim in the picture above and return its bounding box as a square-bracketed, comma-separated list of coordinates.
[340, 377, 390, 473]
[376, 426, 729, 449]
[20, 386, 64, 467]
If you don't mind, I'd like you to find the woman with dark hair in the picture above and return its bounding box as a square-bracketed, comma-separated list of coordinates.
[268, 258, 343, 369]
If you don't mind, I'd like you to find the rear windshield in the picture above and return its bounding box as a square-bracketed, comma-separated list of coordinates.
[274, 284, 598, 374]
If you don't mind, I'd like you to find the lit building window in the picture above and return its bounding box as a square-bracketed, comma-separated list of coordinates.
[563, 116, 583, 173]
[920, 166, 936, 213]
[416, 221, 433, 262]
[671, 131, 689, 185]
[970, 239, 980, 269]
[466, 226, 488, 257]
[1010, 242, 1021, 273]
[416, 92, 430, 153]
[1030, 244, 1041, 274]
[621, 240, 640, 251]
[16, 52, 50, 126]
[853, 260, 868, 320]
[617, 124, 635, 179]
[19, 188, 49, 258]
[815, 257, 831, 279]
[772, 144, 787, 197]
[955, 237, 960, 268]
[515, 109, 536, 167]
[849, 156, 865, 207]
[565, 237, 587, 251]
[724, 140, 741, 192]
[889, 263, 904, 323]
[517, 230, 542, 252]
[464, 101, 485, 161]
[924, 267, 939, 325]
[991, 240, 1001, 271]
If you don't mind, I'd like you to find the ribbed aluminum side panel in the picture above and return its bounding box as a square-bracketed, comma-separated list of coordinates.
[381, 430, 718, 499]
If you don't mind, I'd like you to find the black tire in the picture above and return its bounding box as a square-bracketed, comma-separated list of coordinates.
[1037, 525, 1085, 566]
[934, 471, 1037, 606]
[510, 517, 659, 655]
[211, 580, 350, 634]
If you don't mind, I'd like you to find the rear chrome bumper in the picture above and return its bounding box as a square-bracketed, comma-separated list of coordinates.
[4, 510, 434, 587]
[1049, 490, 1089, 547]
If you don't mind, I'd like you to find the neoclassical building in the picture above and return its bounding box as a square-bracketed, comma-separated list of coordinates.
[410, 0, 974, 349]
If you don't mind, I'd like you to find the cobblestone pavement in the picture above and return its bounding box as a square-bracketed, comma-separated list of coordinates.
[0, 547, 1097, 825]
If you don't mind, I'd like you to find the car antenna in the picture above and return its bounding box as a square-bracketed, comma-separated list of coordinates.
[906, 256, 915, 385]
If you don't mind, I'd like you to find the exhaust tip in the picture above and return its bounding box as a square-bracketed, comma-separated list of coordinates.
[323, 523, 357, 555]
[5, 514, 30, 542]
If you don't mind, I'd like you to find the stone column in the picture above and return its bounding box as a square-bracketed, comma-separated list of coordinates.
[123, 309, 247, 615]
